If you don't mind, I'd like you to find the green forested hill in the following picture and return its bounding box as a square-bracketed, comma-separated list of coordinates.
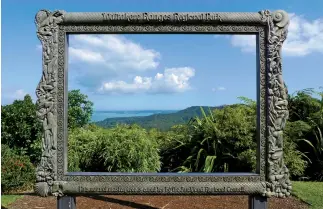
[95, 106, 224, 131]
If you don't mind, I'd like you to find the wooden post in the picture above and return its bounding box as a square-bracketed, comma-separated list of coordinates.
[249, 195, 267, 209]
[57, 196, 76, 209]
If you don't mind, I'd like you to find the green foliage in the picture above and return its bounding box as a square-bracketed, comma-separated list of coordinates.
[68, 124, 161, 172]
[160, 104, 258, 173]
[1, 144, 36, 193]
[288, 88, 322, 122]
[1, 95, 42, 164]
[299, 122, 323, 181]
[158, 101, 306, 178]
[283, 138, 308, 177]
[237, 96, 257, 109]
[1, 86, 320, 183]
[288, 88, 323, 181]
[68, 89, 94, 129]
[157, 125, 191, 172]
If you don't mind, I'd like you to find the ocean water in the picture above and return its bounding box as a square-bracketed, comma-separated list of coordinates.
[91, 110, 178, 122]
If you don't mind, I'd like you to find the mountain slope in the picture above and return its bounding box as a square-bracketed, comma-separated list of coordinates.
[95, 106, 224, 131]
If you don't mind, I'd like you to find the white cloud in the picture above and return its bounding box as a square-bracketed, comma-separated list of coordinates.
[59, 34, 163, 89]
[231, 35, 256, 53]
[99, 76, 152, 94]
[212, 87, 226, 92]
[284, 13, 323, 56]
[37, 34, 196, 94]
[12, 89, 27, 99]
[69, 47, 105, 63]
[98, 67, 195, 94]
[229, 14, 323, 56]
[69, 34, 161, 71]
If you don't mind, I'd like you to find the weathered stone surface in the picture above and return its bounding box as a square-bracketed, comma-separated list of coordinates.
[35, 10, 290, 198]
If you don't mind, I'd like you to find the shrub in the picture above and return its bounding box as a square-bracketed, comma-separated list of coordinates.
[287, 88, 323, 180]
[160, 105, 257, 173]
[68, 124, 161, 172]
[1, 144, 36, 193]
[157, 125, 191, 172]
[282, 121, 309, 179]
[1, 95, 42, 164]
[68, 89, 94, 130]
[159, 103, 307, 176]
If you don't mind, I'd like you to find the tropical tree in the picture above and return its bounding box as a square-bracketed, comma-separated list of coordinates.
[289, 88, 323, 180]
[68, 89, 94, 129]
[1, 95, 42, 163]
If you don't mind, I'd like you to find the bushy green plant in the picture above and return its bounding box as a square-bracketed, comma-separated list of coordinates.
[68, 89, 94, 130]
[160, 104, 257, 173]
[157, 125, 191, 172]
[1, 144, 36, 193]
[159, 100, 307, 178]
[287, 88, 323, 180]
[1, 90, 94, 165]
[283, 121, 309, 178]
[299, 122, 323, 181]
[68, 124, 161, 172]
[1, 95, 42, 164]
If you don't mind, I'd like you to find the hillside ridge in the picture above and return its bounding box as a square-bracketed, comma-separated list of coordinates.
[95, 105, 225, 131]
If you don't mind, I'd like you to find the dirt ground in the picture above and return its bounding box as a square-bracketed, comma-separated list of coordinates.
[5, 194, 309, 209]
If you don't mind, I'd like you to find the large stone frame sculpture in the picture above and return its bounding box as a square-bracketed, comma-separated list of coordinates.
[35, 10, 291, 198]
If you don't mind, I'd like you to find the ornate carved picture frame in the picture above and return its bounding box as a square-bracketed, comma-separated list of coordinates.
[35, 10, 291, 198]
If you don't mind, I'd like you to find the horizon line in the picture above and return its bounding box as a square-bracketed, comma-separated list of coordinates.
[93, 105, 226, 112]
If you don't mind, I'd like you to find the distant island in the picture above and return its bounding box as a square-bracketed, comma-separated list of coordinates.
[94, 106, 225, 131]
[91, 110, 178, 122]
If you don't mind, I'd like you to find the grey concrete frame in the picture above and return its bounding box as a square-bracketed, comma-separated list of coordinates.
[34, 10, 291, 198]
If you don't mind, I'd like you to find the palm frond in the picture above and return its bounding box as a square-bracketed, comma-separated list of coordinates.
[195, 148, 206, 170]
[203, 156, 216, 172]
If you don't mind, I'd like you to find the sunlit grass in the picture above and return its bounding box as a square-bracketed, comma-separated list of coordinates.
[1, 195, 23, 207]
[292, 181, 323, 209]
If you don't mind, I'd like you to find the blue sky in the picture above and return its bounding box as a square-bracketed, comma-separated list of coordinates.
[2, 0, 323, 111]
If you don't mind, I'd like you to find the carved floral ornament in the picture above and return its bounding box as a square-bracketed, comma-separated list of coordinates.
[34, 9, 290, 198]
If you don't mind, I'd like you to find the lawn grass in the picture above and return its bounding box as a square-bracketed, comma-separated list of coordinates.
[1, 195, 23, 207]
[292, 181, 323, 209]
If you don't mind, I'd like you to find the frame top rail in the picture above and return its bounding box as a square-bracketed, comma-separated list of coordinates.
[61, 12, 265, 24]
